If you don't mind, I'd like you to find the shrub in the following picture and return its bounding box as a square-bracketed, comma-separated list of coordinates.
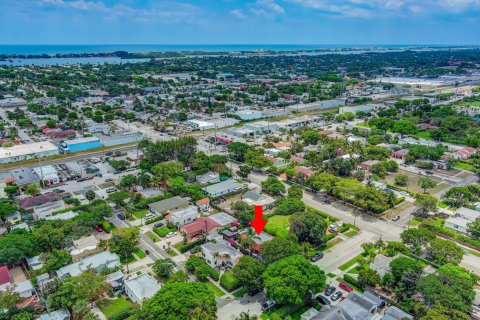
[343, 274, 359, 288]
[102, 220, 112, 233]
[220, 272, 241, 292]
[176, 238, 205, 253]
[145, 215, 164, 225]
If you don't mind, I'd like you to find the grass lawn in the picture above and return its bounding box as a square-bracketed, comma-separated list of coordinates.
[120, 254, 136, 264]
[233, 288, 247, 298]
[154, 226, 176, 238]
[133, 247, 146, 259]
[132, 209, 148, 219]
[339, 253, 367, 271]
[204, 280, 225, 297]
[438, 200, 449, 209]
[415, 131, 432, 139]
[265, 215, 291, 238]
[408, 217, 423, 226]
[98, 298, 133, 320]
[145, 231, 160, 242]
[327, 272, 336, 278]
[345, 230, 358, 237]
[166, 248, 178, 257]
[348, 266, 362, 275]
[455, 161, 476, 172]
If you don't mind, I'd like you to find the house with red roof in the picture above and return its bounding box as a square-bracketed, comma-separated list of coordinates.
[196, 198, 211, 212]
[294, 166, 315, 178]
[271, 142, 291, 150]
[179, 212, 238, 240]
[0, 266, 11, 286]
[265, 155, 286, 167]
[20, 193, 61, 212]
[291, 155, 306, 164]
[449, 147, 476, 160]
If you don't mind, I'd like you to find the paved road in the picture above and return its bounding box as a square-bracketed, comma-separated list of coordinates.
[0, 144, 138, 174]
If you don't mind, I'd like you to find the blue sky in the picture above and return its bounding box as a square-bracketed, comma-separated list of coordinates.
[1, 0, 480, 44]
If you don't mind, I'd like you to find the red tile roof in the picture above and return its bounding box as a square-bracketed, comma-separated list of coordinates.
[179, 217, 220, 236]
[0, 266, 11, 286]
[196, 198, 210, 205]
[294, 166, 315, 178]
[20, 193, 61, 210]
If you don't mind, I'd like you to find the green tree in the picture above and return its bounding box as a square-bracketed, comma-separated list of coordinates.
[232, 256, 266, 292]
[394, 173, 409, 186]
[237, 165, 252, 180]
[153, 258, 176, 279]
[467, 219, 480, 239]
[0, 290, 22, 309]
[33, 224, 65, 252]
[289, 211, 327, 245]
[227, 142, 251, 162]
[417, 264, 476, 314]
[273, 197, 305, 216]
[262, 237, 302, 264]
[444, 186, 472, 207]
[42, 249, 72, 273]
[418, 177, 437, 194]
[400, 228, 435, 248]
[24, 183, 40, 196]
[120, 174, 137, 190]
[262, 255, 326, 305]
[414, 193, 438, 216]
[168, 270, 189, 284]
[0, 230, 38, 265]
[85, 190, 96, 201]
[357, 269, 381, 289]
[300, 130, 321, 145]
[261, 177, 286, 196]
[427, 238, 463, 266]
[393, 119, 418, 135]
[110, 227, 140, 272]
[136, 282, 216, 320]
[287, 185, 303, 199]
[420, 303, 471, 320]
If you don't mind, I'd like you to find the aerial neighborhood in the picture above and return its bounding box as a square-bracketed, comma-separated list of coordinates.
[0, 46, 480, 320]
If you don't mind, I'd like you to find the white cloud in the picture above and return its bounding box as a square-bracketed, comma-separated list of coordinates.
[287, 0, 480, 18]
[38, 0, 201, 22]
[229, 9, 247, 19]
[256, 0, 285, 14]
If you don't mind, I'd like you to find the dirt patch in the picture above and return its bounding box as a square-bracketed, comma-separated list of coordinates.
[10, 266, 27, 283]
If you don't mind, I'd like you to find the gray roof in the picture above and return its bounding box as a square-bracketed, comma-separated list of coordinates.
[148, 196, 189, 214]
[208, 212, 237, 226]
[125, 273, 161, 302]
[40, 310, 71, 320]
[9, 168, 40, 186]
[202, 179, 242, 196]
[56, 251, 120, 278]
[382, 306, 414, 320]
[201, 240, 243, 260]
[242, 191, 262, 201]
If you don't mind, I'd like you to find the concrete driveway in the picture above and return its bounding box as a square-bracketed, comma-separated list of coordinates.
[216, 291, 265, 320]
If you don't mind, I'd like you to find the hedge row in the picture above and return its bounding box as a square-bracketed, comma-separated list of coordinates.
[421, 221, 480, 250]
[343, 274, 360, 289]
[176, 238, 206, 253]
[306, 206, 339, 222]
[219, 272, 241, 292]
[386, 184, 414, 196]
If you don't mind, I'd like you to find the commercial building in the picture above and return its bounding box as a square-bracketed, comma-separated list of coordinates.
[339, 104, 380, 115]
[100, 132, 144, 147]
[0, 97, 27, 108]
[235, 109, 263, 121]
[0, 141, 59, 164]
[62, 137, 101, 153]
[276, 115, 322, 130]
[33, 165, 60, 185]
[124, 273, 161, 305]
[287, 99, 345, 112]
[187, 119, 216, 130]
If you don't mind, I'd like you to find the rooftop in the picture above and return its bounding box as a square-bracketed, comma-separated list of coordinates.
[125, 273, 161, 303]
[0, 141, 58, 159]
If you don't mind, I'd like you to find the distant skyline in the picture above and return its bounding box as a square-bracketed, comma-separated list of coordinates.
[1, 0, 480, 45]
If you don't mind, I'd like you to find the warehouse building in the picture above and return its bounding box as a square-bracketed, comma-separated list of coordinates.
[287, 99, 345, 112]
[62, 137, 101, 153]
[0, 141, 59, 164]
[235, 109, 263, 121]
[100, 132, 143, 147]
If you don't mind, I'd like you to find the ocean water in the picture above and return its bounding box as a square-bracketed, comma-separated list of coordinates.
[0, 44, 463, 55]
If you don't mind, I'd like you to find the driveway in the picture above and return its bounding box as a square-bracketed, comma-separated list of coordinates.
[216, 291, 265, 320]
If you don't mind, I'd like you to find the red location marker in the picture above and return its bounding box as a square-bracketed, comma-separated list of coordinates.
[250, 205, 268, 235]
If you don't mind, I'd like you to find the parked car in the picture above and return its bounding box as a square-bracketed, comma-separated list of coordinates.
[392, 215, 400, 221]
[316, 294, 331, 305]
[339, 282, 353, 292]
[105, 178, 113, 182]
[324, 286, 336, 296]
[96, 226, 104, 233]
[117, 213, 126, 220]
[261, 300, 277, 311]
[154, 222, 164, 228]
[331, 291, 342, 301]
[165, 231, 177, 238]
[310, 252, 324, 262]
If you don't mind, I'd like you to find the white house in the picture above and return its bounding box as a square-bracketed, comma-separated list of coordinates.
[56, 251, 120, 278]
[196, 198, 211, 212]
[201, 239, 243, 269]
[124, 273, 161, 305]
[445, 207, 480, 234]
[166, 205, 199, 227]
[202, 180, 243, 198]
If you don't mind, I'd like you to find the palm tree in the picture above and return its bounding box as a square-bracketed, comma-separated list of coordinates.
[188, 302, 216, 320]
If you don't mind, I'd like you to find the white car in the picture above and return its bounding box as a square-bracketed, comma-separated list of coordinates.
[165, 231, 177, 238]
